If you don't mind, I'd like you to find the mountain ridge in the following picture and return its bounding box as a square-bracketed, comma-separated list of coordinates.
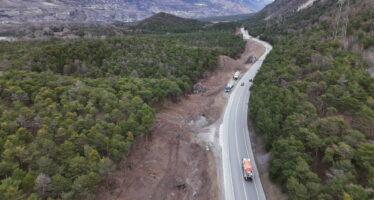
[0, 0, 273, 25]
[133, 12, 207, 33]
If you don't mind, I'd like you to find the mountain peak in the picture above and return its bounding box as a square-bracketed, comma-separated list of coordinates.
[134, 12, 206, 33]
[152, 12, 179, 18]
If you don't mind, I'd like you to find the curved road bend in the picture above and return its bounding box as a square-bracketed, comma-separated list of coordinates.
[220, 28, 273, 200]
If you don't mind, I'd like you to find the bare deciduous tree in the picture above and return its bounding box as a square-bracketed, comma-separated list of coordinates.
[35, 173, 52, 198]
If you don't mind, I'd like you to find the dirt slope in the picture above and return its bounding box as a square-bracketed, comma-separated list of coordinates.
[94, 35, 265, 200]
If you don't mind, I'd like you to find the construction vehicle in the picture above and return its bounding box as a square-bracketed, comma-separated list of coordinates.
[233, 71, 240, 80]
[242, 158, 253, 181]
[225, 80, 235, 92]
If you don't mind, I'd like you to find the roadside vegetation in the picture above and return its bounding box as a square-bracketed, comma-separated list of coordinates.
[0, 15, 245, 199]
[248, 1, 374, 199]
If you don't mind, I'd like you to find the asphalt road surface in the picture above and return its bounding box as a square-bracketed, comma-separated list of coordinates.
[220, 28, 273, 200]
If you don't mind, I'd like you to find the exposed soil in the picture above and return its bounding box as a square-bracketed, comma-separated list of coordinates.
[94, 34, 266, 200]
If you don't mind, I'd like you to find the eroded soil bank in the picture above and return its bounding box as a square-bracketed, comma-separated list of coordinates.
[95, 34, 265, 200]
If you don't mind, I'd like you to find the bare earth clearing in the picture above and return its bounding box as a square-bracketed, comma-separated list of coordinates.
[95, 34, 274, 200]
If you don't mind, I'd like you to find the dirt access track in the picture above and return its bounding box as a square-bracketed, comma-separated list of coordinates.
[95, 31, 265, 200]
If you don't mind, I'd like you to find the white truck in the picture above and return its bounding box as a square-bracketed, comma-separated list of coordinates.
[233, 71, 240, 80]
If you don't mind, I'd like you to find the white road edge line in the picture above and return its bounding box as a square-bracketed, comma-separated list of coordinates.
[220, 28, 273, 200]
[239, 90, 261, 200]
[234, 90, 249, 200]
[239, 85, 261, 200]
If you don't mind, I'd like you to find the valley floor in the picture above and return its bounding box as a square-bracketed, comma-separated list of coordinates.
[94, 36, 266, 200]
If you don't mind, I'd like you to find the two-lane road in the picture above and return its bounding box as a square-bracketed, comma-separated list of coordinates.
[220, 28, 272, 200]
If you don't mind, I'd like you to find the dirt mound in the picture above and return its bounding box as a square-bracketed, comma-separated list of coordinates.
[94, 38, 265, 200]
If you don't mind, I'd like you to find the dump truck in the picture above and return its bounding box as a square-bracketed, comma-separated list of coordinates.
[242, 158, 253, 181]
[225, 79, 235, 92]
[233, 71, 240, 80]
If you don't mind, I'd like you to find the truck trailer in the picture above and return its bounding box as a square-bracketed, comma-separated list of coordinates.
[242, 158, 253, 181]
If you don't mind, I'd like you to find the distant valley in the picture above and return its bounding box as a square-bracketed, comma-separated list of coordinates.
[0, 0, 273, 25]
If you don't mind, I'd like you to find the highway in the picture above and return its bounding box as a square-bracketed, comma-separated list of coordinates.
[220, 28, 272, 200]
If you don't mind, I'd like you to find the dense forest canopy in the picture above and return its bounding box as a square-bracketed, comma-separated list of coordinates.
[0, 18, 245, 199]
[247, 0, 374, 199]
[131, 12, 207, 33]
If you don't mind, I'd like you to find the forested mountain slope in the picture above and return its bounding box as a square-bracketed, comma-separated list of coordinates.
[247, 0, 374, 199]
[0, 14, 245, 199]
[132, 12, 207, 33]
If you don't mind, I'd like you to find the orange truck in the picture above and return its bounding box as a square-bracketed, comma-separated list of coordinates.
[242, 158, 253, 181]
